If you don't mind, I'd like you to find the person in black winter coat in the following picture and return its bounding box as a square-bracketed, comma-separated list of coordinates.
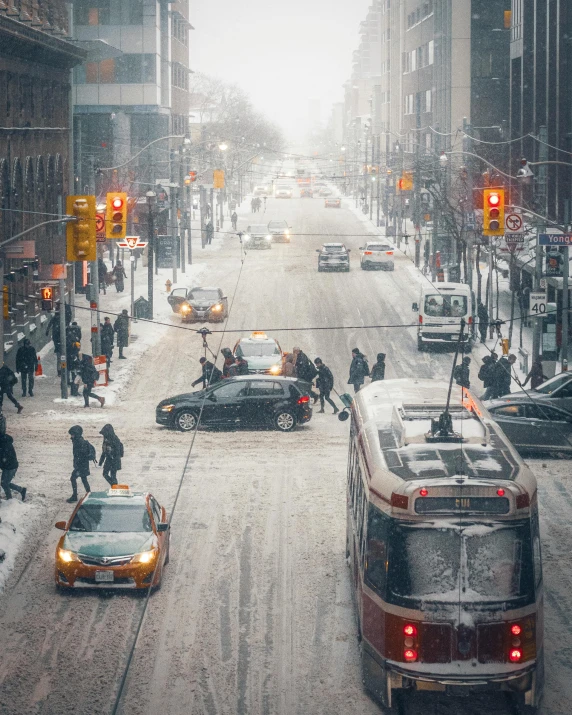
[0, 432, 26, 501]
[370, 353, 386, 382]
[192, 357, 222, 388]
[478, 353, 498, 400]
[101, 317, 115, 376]
[348, 348, 369, 393]
[99, 424, 123, 486]
[228, 356, 249, 377]
[16, 338, 38, 397]
[491, 354, 516, 399]
[114, 310, 130, 358]
[293, 347, 319, 401]
[454, 356, 471, 389]
[0, 364, 23, 413]
[67, 425, 95, 502]
[68, 321, 82, 345]
[79, 354, 104, 407]
[477, 302, 489, 343]
[112, 261, 127, 292]
[314, 358, 339, 414]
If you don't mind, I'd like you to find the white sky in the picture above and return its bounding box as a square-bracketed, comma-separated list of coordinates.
[191, 0, 372, 142]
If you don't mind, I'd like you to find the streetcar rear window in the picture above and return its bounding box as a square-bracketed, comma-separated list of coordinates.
[379, 519, 534, 607]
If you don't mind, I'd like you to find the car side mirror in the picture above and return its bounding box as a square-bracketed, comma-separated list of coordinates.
[412, 302, 419, 311]
[55, 520, 67, 531]
[222, 296, 227, 300]
[208, 393, 217, 402]
[347, 249, 351, 253]
[157, 522, 169, 532]
[359, 247, 364, 250]
[316, 249, 320, 253]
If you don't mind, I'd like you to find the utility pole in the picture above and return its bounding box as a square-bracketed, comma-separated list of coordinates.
[533, 126, 548, 363]
[562, 243, 569, 371]
[86, 155, 100, 355]
[146, 191, 156, 319]
[200, 185, 206, 248]
[169, 150, 178, 285]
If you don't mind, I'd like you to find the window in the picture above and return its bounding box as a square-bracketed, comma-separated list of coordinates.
[149, 497, 161, 525]
[493, 405, 523, 418]
[424, 294, 468, 317]
[211, 381, 248, 399]
[74, 0, 110, 26]
[365, 505, 389, 595]
[425, 89, 432, 113]
[526, 405, 571, 422]
[248, 381, 284, 397]
[428, 40, 434, 65]
[70, 504, 152, 533]
[78, 55, 156, 84]
[536, 374, 572, 396]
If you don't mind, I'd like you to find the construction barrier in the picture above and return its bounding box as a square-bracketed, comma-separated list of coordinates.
[35, 355, 43, 376]
[94, 355, 109, 387]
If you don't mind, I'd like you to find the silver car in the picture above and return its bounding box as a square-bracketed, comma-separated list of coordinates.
[243, 224, 272, 250]
[486, 398, 572, 455]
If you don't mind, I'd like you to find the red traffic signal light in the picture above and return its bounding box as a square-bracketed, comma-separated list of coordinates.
[106, 192, 127, 239]
[483, 188, 505, 236]
[188, 171, 197, 182]
[111, 196, 124, 210]
[488, 192, 501, 207]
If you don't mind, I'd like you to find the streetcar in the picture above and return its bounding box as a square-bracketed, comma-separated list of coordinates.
[346, 379, 543, 712]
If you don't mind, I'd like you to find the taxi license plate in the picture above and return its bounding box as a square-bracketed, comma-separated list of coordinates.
[95, 571, 114, 583]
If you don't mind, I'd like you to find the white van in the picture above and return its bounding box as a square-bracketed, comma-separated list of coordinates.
[412, 282, 475, 351]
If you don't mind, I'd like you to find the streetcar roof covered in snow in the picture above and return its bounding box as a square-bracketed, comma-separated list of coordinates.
[352, 379, 536, 493]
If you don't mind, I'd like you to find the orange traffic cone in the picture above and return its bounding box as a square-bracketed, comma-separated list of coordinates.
[35, 355, 43, 377]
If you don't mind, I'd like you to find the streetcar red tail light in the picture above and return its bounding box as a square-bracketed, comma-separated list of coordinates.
[509, 648, 522, 662]
[364, 251, 372, 255]
[404, 649, 418, 662]
[403, 624, 417, 637]
[497, 488, 505, 496]
[419, 488, 428, 497]
[297, 395, 310, 404]
[511, 624, 521, 636]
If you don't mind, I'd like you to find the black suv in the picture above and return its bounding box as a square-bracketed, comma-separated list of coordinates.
[156, 376, 313, 432]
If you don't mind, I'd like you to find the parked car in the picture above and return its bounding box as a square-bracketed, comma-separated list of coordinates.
[156, 376, 313, 432]
[493, 372, 572, 414]
[359, 241, 395, 270]
[168, 286, 228, 322]
[300, 188, 313, 198]
[317, 243, 350, 272]
[268, 220, 291, 243]
[324, 198, 341, 208]
[319, 187, 333, 197]
[486, 398, 572, 455]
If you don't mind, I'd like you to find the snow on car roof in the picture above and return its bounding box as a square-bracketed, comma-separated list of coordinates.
[84, 491, 147, 505]
[323, 242, 343, 247]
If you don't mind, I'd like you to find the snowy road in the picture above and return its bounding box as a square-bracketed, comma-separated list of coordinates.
[0, 196, 571, 714]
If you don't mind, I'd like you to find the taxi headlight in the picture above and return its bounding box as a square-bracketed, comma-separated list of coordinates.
[269, 364, 281, 375]
[211, 304, 222, 312]
[243, 234, 250, 241]
[58, 548, 79, 563]
[284, 229, 290, 235]
[180, 303, 191, 313]
[132, 549, 158, 564]
[266, 235, 272, 241]
[160, 404, 175, 412]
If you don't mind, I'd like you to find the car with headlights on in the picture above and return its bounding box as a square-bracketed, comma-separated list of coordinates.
[275, 186, 293, 198]
[359, 241, 395, 270]
[243, 224, 273, 250]
[319, 187, 333, 197]
[268, 220, 291, 243]
[324, 197, 341, 208]
[316, 243, 350, 272]
[168, 286, 228, 322]
[156, 375, 312, 432]
[485, 398, 572, 455]
[54, 485, 170, 591]
[233, 331, 283, 374]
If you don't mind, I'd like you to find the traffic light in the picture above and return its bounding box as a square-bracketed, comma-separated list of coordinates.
[40, 286, 53, 311]
[483, 188, 505, 236]
[66, 195, 96, 262]
[105, 192, 127, 239]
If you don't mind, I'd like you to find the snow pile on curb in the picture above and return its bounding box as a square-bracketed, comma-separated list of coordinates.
[0, 497, 44, 591]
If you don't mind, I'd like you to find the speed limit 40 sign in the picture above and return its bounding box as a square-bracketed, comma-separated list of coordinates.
[529, 291, 547, 317]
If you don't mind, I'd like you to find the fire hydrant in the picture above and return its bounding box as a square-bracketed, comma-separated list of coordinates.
[165, 279, 172, 293]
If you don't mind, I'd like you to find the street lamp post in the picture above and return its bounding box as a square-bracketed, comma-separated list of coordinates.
[146, 191, 156, 319]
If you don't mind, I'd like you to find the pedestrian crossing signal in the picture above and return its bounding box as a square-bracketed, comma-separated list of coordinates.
[41, 286, 53, 311]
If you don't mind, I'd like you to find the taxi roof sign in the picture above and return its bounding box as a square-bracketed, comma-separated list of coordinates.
[250, 331, 268, 339]
[109, 484, 131, 496]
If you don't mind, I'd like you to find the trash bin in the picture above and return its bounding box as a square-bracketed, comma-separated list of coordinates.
[134, 296, 150, 320]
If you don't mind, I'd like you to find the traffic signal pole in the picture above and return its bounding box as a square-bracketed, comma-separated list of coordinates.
[59, 274, 68, 399]
[562, 246, 569, 371]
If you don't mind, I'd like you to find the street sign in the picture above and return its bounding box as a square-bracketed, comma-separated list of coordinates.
[465, 212, 476, 231]
[118, 236, 147, 250]
[539, 233, 572, 246]
[529, 291, 547, 317]
[96, 211, 106, 243]
[505, 212, 524, 235]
